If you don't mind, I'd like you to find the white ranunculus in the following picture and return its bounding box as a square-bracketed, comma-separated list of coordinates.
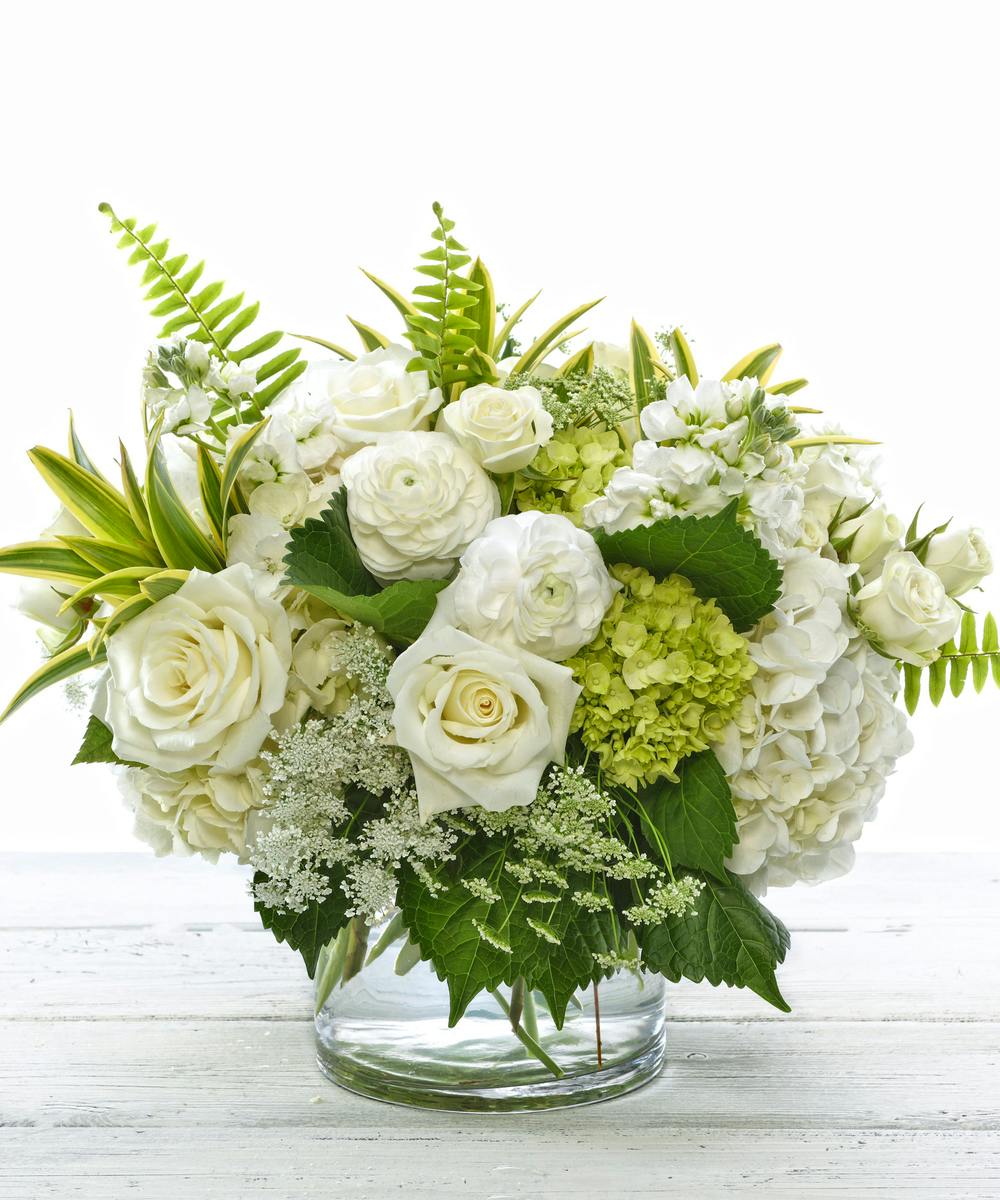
[923, 527, 992, 597]
[94, 563, 292, 773]
[853, 550, 961, 666]
[120, 763, 265, 862]
[437, 384, 554, 474]
[387, 625, 580, 820]
[287, 345, 443, 456]
[432, 512, 619, 661]
[340, 431, 500, 581]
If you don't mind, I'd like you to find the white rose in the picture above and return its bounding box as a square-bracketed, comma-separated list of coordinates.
[801, 443, 871, 527]
[120, 763, 265, 862]
[432, 512, 619, 661]
[387, 625, 580, 820]
[437, 384, 554, 474]
[340, 431, 500, 581]
[838, 505, 903, 580]
[591, 342, 630, 376]
[288, 345, 443, 455]
[94, 563, 292, 772]
[853, 550, 960, 666]
[923, 527, 992, 597]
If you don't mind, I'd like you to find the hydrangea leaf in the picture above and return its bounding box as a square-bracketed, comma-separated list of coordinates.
[593, 501, 782, 631]
[253, 867, 351, 978]
[283, 490, 378, 597]
[398, 840, 614, 1028]
[639, 872, 791, 1012]
[282, 491, 447, 645]
[72, 714, 137, 766]
[636, 751, 737, 882]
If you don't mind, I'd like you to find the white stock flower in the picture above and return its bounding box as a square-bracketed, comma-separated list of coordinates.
[94, 564, 292, 773]
[853, 550, 960, 666]
[431, 511, 619, 661]
[268, 388, 344, 481]
[290, 617, 359, 714]
[340, 431, 500, 581]
[226, 474, 336, 594]
[437, 383, 554, 474]
[120, 763, 265, 862]
[923, 527, 992, 597]
[387, 625, 580, 820]
[287, 345, 443, 456]
[209, 360, 257, 398]
[225, 421, 302, 487]
[800, 443, 872, 528]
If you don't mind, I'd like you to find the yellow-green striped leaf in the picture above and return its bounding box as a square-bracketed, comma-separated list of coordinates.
[630, 321, 664, 408]
[466, 260, 496, 356]
[59, 565, 160, 613]
[493, 291, 541, 359]
[91, 593, 155, 652]
[559, 343, 595, 377]
[68, 414, 108, 482]
[29, 447, 150, 551]
[767, 377, 809, 398]
[361, 270, 418, 322]
[219, 420, 268, 529]
[56, 536, 151, 575]
[668, 328, 698, 386]
[146, 437, 225, 572]
[288, 332, 356, 360]
[0, 541, 98, 587]
[197, 445, 226, 548]
[2, 641, 107, 722]
[513, 298, 603, 375]
[139, 569, 190, 602]
[118, 442, 155, 546]
[347, 317, 391, 352]
[723, 343, 783, 385]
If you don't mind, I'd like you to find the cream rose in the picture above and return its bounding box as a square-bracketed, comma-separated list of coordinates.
[286, 344, 443, 455]
[431, 511, 619, 661]
[120, 763, 265, 862]
[340, 431, 500, 581]
[923, 527, 992, 597]
[94, 564, 292, 772]
[853, 550, 960, 666]
[437, 384, 553, 474]
[387, 625, 580, 820]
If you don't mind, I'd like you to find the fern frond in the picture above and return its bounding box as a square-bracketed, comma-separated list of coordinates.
[98, 203, 305, 415]
[403, 203, 495, 399]
[901, 610, 1000, 713]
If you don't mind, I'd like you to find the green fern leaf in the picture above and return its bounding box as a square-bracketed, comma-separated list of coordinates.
[99, 203, 303, 416]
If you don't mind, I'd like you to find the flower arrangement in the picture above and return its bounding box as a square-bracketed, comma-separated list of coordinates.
[3, 203, 996, 1093]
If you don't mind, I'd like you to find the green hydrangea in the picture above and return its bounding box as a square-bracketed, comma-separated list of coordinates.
[566, 565, 756, 791]
[515, 424, 630, 526]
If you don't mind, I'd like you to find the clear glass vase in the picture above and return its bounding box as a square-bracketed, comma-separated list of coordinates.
[314, 914, 667, 1111]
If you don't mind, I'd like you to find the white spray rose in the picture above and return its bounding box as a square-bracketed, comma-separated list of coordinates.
[387, 625, 580, 820]
[837, 505, 903, 580]
[94, 564, 292, 773]
[922, 527, 992, 597]
[853, 550, 960, 666]
[120, 763, 265, 862]
[437, 383, 553, 474]
[340, 431, 500, 581]
[288, 345, 443, 455]
[431, 512, 619, 661]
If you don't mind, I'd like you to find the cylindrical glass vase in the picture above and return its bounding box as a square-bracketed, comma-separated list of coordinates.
[314, 915, 666, 1112]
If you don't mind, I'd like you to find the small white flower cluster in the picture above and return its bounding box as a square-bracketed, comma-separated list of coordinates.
[141, 338, 257, 435]
[518, 367, 635, 433]
[584, 376, 805, 559]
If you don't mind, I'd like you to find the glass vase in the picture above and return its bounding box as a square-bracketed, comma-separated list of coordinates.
[313, 914, 667, 1112]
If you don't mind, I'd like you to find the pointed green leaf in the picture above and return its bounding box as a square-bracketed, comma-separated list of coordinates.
[493, 291, 541, 359]
[513, 298, 603, 375]
[668, 328, 698, 386]
[723, 343, 783, 385]
[145, 436, 224, 572]
[0, 542, 97, 587]
[29, 447, 149, 551]
[635, 752, 737, 880]
[2, 641, 106, 723]
[630, 320, 665, 408]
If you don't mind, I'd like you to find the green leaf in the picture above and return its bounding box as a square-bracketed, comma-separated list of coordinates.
[145, 434, 225, 572]
[723, 343, 783, 385]
[72, 715, 135, 765]
[903, 662, 922, 714]
[68, 414, 108, 482]
[513, 298, 603, 375]
[492, 291, 540, 359]
[56, 536, 150, 575]
[635, 752, 736, 881]
[2, 641, 107, 722]
[559, 343, 594, 377]
[767, 378, 809, 398]
[668, 328, 698, 386]
[347, 316, 391, 352]
[466, 259, 496, 355]
[282, 491, 378, 597]
[288, 332, 356, 360]
[640, 873, 790, 1011]
[254, 868, 351, 978]
[0, 541, 98, 587]
[593, 501, 782, 631]
[296, 577, 447, 646]
[630, 320, 665, 408]
[29, 447, 152, 553]
[361, 270, 418, 322]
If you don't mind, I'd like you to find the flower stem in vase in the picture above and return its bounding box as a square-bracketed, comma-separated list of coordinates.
[490, 986, 565, 1079]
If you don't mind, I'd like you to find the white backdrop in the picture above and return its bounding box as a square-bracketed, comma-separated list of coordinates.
[1, 0, 997, 853]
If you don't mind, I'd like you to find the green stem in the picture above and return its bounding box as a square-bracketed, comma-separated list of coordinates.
[490, 988, 565, 1079]
[522, 987, 540, 1043]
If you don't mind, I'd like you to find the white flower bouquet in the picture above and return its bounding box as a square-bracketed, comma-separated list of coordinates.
[3, 203, 995, 1106]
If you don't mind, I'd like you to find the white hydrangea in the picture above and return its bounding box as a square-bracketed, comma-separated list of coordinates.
[583, 376, 806, 559]
[717, 554, 913, 892]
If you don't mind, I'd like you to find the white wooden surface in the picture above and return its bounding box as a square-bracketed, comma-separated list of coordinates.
[1, 853, 998, 1198]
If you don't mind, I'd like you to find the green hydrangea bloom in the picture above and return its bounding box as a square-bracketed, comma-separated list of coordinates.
[566, 564, 756, 791]
[515, 425, 630, 526]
